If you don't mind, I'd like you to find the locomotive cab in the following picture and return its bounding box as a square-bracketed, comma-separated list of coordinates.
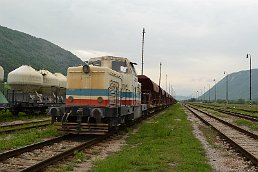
[50, 56, 144, 134]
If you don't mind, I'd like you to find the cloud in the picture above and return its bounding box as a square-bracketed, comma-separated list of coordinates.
[72, 49, 113, 61]
[1, 0, 258, 96]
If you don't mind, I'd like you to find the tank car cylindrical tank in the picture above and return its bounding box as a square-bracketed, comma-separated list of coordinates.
[54, 73, 67, 88]
[54, 73, 67, 96]
[38, 70, 59, 95]
[7, 65, 43, 92]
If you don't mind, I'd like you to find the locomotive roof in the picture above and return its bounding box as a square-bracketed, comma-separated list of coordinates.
[89, 56, 130, 62]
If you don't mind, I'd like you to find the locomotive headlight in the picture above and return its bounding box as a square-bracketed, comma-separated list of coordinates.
[68, 96, 74, 102]
[83, 64, 90, 74]
[97, 97, 103, 103]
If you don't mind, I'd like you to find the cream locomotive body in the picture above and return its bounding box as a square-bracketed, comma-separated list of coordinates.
[50, 56, 145, 134]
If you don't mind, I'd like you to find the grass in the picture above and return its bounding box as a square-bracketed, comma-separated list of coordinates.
[0, 120, 50, 133]
[0, 109, 49, 123]
[191, 103, 258, 117]
[54, 151, 86, 172]
[0, 125, 61, 152]
[199, 125, 219, 148]
[91, 103, 212, 172]
[234, 119, 258, 132]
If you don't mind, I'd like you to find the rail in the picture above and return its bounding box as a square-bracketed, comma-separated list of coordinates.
[185, 105, 258, 166]
[0, 119, 51, 134]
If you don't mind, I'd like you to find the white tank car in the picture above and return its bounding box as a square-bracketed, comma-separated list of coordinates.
[0, 66, 4, 82]
[54, 73, 67, 95]
[7, 65, 43, 92]
[38, 70, 59, 95]
[54, 73, 67, 88]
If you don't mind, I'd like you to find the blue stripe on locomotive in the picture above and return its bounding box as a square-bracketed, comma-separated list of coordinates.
[66, 89, 141, 99]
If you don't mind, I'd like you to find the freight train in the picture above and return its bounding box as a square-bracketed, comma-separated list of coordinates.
[0, 65, 66, 116]
[49, 56, 176, 134]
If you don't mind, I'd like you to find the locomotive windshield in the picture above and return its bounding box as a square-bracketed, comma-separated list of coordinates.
[89, 60, 101, 66]
[112, 61, 128, 73]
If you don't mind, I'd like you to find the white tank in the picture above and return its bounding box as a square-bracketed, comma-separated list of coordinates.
[38, 70, 59, 95]
[54, 73, 67, 97]
[7, 65, 43, 92]
[0, 66, 4, 82]
[54, 73, 67, 88]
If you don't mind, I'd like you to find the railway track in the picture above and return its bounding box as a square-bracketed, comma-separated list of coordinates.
[0, 119, 51, 134]
[0, 107, 170, 171]
[0, 133, 111, 172]
[190, 103, 258, 122]
[185, 105, 258, 167]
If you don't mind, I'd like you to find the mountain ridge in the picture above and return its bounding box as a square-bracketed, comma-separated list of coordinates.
[200, 69, 258, 102]
[0, 25, 83, 79]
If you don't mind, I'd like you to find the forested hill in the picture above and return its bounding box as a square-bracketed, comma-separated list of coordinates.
[0, 25, 83, 79]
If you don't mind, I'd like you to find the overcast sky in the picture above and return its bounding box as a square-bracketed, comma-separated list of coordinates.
[1, 0, 258, 96]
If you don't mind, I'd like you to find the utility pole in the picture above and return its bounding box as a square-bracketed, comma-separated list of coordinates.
[166, 74, 167, 92]
[246, 54, 252, 103]
[204, 86, 205, 101]
[200, 89, 202, 101]
[214, 79, 217, 102]
[159, 62, 162, 88]
[208, 84, 211, 103]
[141, 28, 145, 75]
[224, 71, 229, 104]
[169, 82, 170, 95]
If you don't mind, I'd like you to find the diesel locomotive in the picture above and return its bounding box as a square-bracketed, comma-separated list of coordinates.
[49, 56, 175, 134]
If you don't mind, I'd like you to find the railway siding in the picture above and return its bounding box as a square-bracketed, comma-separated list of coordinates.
[0, 119, 51, 134]
[192, 103, 258, 120]
[186, 105, 258, 166]
[189, 103, 258, 134]
[189, 105, 258, 137]
[0, 134, 110, 172]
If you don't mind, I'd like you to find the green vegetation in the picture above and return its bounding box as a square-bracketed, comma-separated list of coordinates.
[190, 103, 258, 117]
[92, 104, 212, 172]
[234, 119, 258, 132]
[55, 151, 86, 172]
[199, 125, 219, 148]
[188, 98, 256, 105]
[0, 120, 50, 133]
[0, 125, 61, 152]
[190, 103, 258, 132]
[0, 110, 49, 122]
[0, 25, 83, 79]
